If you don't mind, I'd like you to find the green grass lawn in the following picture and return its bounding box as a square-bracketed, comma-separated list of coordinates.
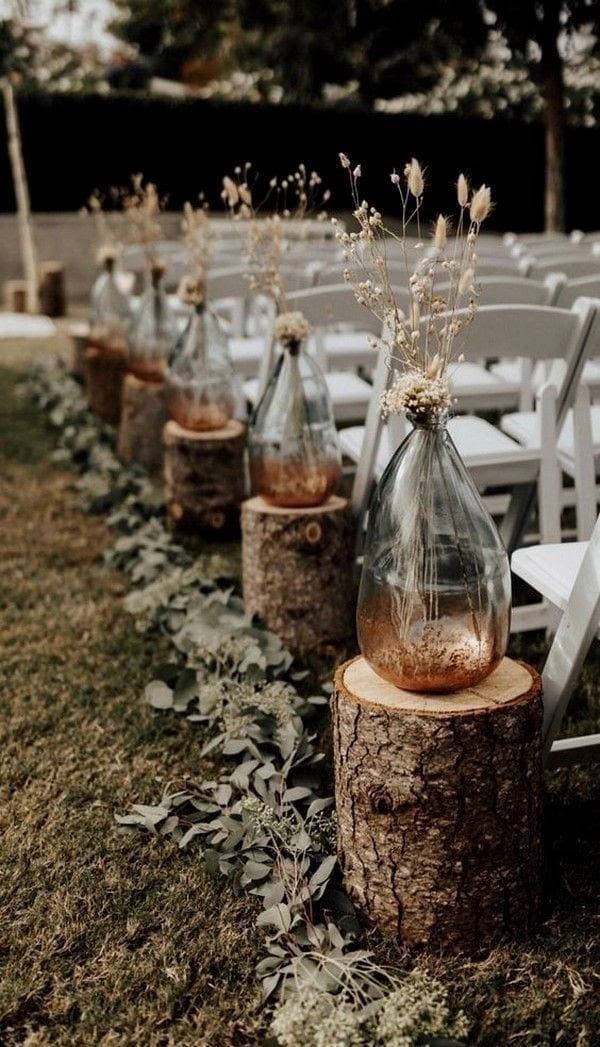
[0, 354, 598, 1045]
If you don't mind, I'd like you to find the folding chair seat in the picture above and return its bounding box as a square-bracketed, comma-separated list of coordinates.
[511, 520, 600, 768]
[245, 370, 372, 424]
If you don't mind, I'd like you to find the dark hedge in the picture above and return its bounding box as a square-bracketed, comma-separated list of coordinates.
[0, 91, 596, 231]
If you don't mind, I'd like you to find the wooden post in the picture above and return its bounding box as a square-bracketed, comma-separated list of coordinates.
[241, 495, 355, 654]
[38, 261, 66, 317]
[118, 374, 168, 475]
[3, 81, 39, 314]
[163, 419, 246, 535]
[3, 278, 27, 312]
[85, 345, 127, 426]
[332, 656, 543, 953]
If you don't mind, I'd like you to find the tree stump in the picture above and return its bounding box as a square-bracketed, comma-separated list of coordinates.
[241, 495, 355, 654]
[118, 374, 168, 475]
[85, 344, 127, 426]
[69, 322, 90, 384]
[39, 261, 66, 317]
[332, 655, 543, 953]
[3, 278, 27, 313]
[163, 419, 246, 536]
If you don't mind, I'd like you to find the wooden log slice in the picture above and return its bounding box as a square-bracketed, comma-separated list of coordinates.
[118, 374, 167, 475]
[241, 495, 355, 654]
[332, 655, 543, 953]
[85, 344, 127, 426]
[163, 418, 246, 536]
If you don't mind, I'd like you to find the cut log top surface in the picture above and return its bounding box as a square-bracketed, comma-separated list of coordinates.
[242, 494, 348, 517]
[164, 418, 246, 442]
[124, 373, 164, 390]
[338, 656, 539, 717]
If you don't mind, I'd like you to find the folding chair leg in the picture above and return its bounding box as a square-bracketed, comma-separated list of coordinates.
[541, 524, 600, 761]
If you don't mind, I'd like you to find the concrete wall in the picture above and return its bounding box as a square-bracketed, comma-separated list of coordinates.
[0, 212, 183, 305]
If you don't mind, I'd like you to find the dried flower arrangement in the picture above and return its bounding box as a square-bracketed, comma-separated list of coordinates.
[177, 199, 213, 308]
[335, 154, 492, 418]
[85, 190, 125, 269]
[222, 162, 331, 312]
[121, 173, 166, 274]
[336, 157, 510, 694]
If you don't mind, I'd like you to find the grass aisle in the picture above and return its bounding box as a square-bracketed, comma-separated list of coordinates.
[0, 366, 261, 1045]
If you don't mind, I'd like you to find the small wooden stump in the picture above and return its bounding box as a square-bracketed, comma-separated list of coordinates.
[332, 656, 543, 953]
[85, 345, 127, 425]
[68, 322, 91, 384]
[163, 419, 246, 536]
[241, 495, 354, 653]
[38, 261, 66, 317]
[3, 278, 27, 313]
[118, 374, 168, 475]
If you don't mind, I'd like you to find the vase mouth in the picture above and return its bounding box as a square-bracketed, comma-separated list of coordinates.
[406, 409, 449, 430]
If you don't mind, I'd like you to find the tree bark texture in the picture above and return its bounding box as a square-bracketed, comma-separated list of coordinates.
[85, 345, 127, 426]
[118, 374, 167, 475]
[332, 655, 543, 953]
[241, 495, 355, 654]
[540, 7, 566, 232]
[163, 419, 246, 535]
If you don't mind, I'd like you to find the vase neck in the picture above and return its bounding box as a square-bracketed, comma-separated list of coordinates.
[407, 410, 448, 431]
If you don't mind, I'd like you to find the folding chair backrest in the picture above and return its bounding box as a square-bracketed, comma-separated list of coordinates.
[286, 284, 382, 334]
[526, 255, 600, 280]
[554, 275, 600, 309]
[350, 300, 598, 521]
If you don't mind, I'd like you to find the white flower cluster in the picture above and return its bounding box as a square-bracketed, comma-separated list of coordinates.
[271, 973, 469, 1047]
[381, 371, 453, 419]
[177, 274, 206, 307]
[274, 310, 311, 347]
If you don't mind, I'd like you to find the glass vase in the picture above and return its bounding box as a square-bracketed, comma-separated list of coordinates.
[357, 413, 511, 693]
[89, 257, 131, 356]
[165, 304, 235, 431]
[128, 265, 178, 383]
[248, 337, 342, 508]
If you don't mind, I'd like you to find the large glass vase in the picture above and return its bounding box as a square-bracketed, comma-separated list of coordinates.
[248, 338, 342, 508]
[357, 413, 511, 693]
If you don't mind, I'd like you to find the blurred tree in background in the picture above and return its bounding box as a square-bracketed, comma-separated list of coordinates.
[486, 0, 599, 231]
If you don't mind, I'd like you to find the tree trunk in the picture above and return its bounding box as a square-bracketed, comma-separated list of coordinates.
[241, 495, 355, 654]
[118, 374, 167, 473]
[163, 419, 246, 535]
[332, 655, 543, 952]
[3, 81, 39, 313]
[540, 10, 566, 232]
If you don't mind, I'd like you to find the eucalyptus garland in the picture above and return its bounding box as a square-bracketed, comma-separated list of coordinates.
[24, 360, 470, 1047]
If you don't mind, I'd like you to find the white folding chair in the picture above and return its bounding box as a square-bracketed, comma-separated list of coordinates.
[511, 514, 600, 768]
[500, 306, 600, 539]
[524, 255, 600, 280]
[243, 284, 378, 423]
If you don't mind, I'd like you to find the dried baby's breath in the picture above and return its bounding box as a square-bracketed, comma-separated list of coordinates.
[274, 310, 310, 347]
